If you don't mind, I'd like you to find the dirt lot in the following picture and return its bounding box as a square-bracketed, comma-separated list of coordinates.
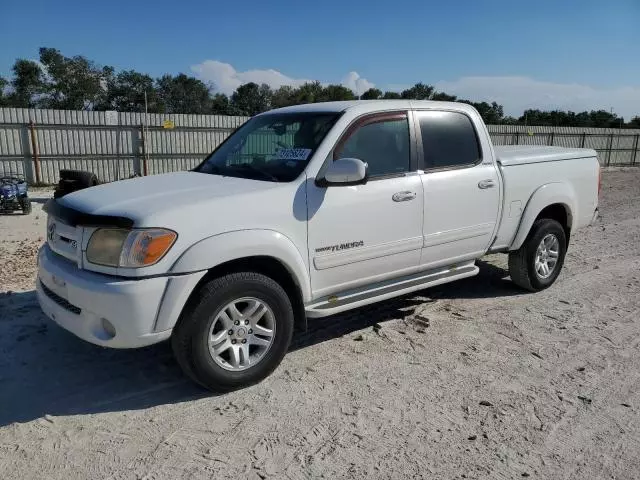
[0, 171, 639, 480]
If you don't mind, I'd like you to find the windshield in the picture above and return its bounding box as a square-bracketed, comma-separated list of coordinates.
[195, 112, 341, 182]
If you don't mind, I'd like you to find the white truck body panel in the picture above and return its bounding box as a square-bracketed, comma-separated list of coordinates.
[37, 100, 600, 348]
[307, 173, 424, 297]
[493, 146, 600, 250]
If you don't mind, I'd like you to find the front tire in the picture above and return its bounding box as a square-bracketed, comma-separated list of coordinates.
[172, 272, 294, 392]
[509, 218, 567, 292]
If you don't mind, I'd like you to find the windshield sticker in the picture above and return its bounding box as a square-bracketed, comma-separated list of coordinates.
[274, 148, 312, 161]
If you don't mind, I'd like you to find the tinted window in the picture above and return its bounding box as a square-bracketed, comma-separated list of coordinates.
[418, 111, 480, 169]
[336, 116, 410, 177]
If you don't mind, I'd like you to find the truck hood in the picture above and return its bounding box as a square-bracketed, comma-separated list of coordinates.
[59, 171, 286, 227]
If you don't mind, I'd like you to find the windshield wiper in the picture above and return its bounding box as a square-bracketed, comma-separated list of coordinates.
[231, 164, 280, 182]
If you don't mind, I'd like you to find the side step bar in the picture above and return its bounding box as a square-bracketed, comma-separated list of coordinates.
[305, 262, 479, 318]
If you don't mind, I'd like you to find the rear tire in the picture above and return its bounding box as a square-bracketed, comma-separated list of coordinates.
[172, 272, 294, 392]
[509, 218, 567, 292]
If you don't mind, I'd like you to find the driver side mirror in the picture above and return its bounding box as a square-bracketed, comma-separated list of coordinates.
[318, 158, 368, 187]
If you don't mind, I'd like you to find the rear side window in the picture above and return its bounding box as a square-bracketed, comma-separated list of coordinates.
[417, 111, 481, 169]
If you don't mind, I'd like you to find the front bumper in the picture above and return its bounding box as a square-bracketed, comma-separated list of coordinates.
[36, 244, 172, 348]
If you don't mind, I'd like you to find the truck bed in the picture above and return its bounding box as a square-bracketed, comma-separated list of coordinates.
[495, 145, 597, 166]
[491, 145, 600, 251]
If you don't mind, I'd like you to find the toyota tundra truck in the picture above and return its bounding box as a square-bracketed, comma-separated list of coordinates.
[37, 100, 600, 391]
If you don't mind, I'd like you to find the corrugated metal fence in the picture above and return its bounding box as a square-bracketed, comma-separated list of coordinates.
[1, 107, 638, 184]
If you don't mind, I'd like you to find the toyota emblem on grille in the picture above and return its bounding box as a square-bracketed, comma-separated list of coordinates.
[48, 223, 56, 242]
[70, 240, 78, 249]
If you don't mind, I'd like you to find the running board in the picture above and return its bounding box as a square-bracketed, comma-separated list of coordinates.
[305, 262, 479, 318]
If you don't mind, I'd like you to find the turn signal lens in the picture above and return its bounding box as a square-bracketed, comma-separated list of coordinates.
[119, 229, 177, 267]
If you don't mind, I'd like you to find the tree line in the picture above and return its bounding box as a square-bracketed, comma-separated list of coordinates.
[1, 47, 639, 128]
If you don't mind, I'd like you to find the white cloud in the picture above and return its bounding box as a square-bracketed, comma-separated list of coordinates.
[341, 71, 375, 96]
[435, 76, 640, 119]
[190, 61, 639, 118]
[191, 60, 375, 96]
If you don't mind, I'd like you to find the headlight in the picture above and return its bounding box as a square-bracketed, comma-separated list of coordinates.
[86, 228, 177, 268]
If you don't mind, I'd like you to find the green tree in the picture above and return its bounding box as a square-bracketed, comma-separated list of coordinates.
[401, 82, 434, 100]
[231, 82, 272, 116]
[431, 91, 457, 101]
[97, 70, 159, 112]
[501, 116, 519, 125]
[156, 74, 212, 114]
[38, 47, 112, 110]
[361, 88, 382, 100]
[0, 77, 10, 107]
[317, 84, 356, 102]
[518, 108, 622, 128]
[464, 101, 504, 124]
[210, 93, 239, 115]
[382, 91, 402, 99]
[629, 116, 640, 128]
[8, 59, 46, 108]
[271, 85, 296, 109]
[290, 81, 324, 104]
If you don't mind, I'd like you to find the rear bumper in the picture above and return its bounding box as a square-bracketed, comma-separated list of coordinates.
[36, 244, 172, 348]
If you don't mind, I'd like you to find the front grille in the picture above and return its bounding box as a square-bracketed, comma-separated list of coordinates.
[40, 281, 81, 315]
[47, 216, 80, 264]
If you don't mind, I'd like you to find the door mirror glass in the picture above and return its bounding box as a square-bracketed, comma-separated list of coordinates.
[322, 158, 368, 186]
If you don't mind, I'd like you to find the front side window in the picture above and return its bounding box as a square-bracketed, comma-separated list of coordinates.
[196, 112, 340, 182]
[334, 114, 411, 177]
[418, 111, 481, 169]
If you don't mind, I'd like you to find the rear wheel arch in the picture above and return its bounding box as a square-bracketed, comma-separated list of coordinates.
[510, 183, 577, 251]
[535, 203, 572, 244]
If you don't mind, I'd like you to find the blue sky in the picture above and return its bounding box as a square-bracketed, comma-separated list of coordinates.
[1, 0, 639, 116]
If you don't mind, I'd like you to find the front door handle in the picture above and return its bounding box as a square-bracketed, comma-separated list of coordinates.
[478, 179, 495, 189]
[392, 191, 417, 202]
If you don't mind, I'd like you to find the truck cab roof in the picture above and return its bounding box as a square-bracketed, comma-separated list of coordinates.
[266, 99, 480, 116]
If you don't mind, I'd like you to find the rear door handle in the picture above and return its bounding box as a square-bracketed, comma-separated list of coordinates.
[478, 179, 495, 189]
[392, 191, 417, 202]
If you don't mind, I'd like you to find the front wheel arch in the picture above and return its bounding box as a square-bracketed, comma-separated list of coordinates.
[191, 256, 307, 332]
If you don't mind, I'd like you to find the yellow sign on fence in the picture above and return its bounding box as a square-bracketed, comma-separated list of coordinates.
[162, 120, 175, 129]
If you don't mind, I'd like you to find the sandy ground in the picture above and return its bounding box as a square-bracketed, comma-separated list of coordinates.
[0, 171, 639, 480]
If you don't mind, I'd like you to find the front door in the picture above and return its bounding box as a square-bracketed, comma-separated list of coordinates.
[307, 112, 424, 298]
[415, 110, 501, 267]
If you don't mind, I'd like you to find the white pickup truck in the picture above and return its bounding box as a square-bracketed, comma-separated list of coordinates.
[38, 100, 600, 391]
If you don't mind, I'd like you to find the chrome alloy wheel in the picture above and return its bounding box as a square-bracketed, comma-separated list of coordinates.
[534, 233, 560, 279]
[208, 297, 276, 371]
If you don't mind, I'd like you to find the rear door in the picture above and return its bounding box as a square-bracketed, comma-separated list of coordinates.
[307, 111, 424, 298]
[415, 110, 501, 267]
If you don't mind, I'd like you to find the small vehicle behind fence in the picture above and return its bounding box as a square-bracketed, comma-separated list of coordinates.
[0, 175, 31, 214]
